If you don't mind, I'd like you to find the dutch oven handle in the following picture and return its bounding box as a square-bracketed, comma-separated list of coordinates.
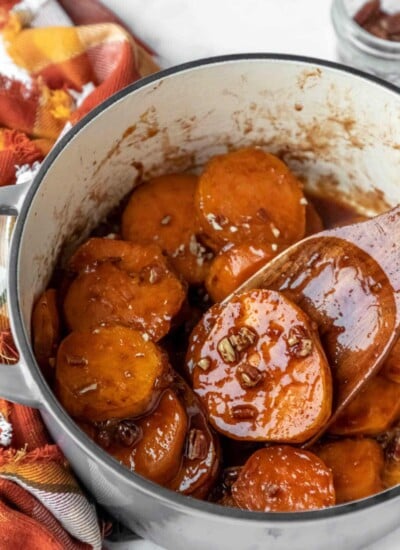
[0, 181, 43, 408]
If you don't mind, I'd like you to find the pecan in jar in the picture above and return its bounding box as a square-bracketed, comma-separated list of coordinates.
[354, 0, 400, 42]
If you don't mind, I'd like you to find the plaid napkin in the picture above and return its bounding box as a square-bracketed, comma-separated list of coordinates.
[0, 1, 159, 547]
[0, 0, 158, 185]
[0, 399, 101, 549]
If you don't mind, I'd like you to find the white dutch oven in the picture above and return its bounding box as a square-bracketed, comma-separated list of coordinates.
[1, 55, 400, 550]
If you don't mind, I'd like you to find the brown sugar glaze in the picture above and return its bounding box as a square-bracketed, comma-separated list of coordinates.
[231, 183, 400, 417]
[307, 195, 367, 229]
[169, 191, 394, 468]
[264, 234, 394, 412]
[39, 153, 400, 512]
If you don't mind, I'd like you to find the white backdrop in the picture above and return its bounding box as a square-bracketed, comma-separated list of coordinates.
[103, 0, 336, 68]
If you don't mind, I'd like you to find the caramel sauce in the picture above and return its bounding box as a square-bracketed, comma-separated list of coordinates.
[269, 237, 394, 408]
[44, 167, 395, 510]
[306, 194, 365, 229]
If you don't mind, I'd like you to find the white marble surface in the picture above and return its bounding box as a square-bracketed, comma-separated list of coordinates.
[104, 0, 336, 68]
[100, 1, 400, 548]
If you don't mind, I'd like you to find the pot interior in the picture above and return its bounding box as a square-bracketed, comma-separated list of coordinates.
[16, 56, 400, 341]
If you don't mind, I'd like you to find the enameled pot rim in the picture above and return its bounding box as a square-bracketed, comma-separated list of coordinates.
[10, 53, 400, 523]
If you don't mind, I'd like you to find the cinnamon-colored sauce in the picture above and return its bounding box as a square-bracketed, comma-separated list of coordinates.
[307, 194, 366, 229]
[307, 195, 366, 229]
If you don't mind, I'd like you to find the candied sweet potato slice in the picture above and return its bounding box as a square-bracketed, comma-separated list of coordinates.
[205, 243, 281, 303]
[195, 148, 306, 251]
[55, 326, 169, 422]
[67, 236, 164, 274]
[315, 438, 384, 503]
[109, 389, 188, 485]
[32, 289, 60, 374]
[231, 446, 335, 512]
[186, 289, 332, 442]
[382, 461, 400, 488]
[64, 238, 186, 341]
[329, 375, 400, 436]
[121, 174, 212, 284]
[89, 378, 220, 495]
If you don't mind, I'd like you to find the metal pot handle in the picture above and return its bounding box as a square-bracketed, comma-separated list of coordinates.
[0, 182, 30, 215]
[0, 360, 42, 407]
[0, 181, 42, 408]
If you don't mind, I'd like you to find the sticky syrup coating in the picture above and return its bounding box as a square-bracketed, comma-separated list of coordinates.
[55, 326, 170, 422]
[186, 289, 332, 442]
[63, 238, 186, 341]
[34, 147, 396, 511]
[231, 446, 336, 512]
[195, 148, 306, 251]
[167, 375, 220, 498]
[121, 174, 212, 285]
[79, 376, 220, 497]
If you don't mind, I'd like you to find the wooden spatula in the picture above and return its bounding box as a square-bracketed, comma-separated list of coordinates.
[225, 205, 400, 434]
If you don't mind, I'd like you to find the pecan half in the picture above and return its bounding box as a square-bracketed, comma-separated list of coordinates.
[186, 429, 208, 460]
[66, 354, 88, 367]
[231, 404, 258, 420]
[296, 339, 313, 357]
[238, 364, 263, 388]
[197, 357, 211, 371]
[354, 0, 380, 26]
[229, 326, 258, 353]
[218, 337, 237, 363]
[117, 421, 140, 447]
[354, 0, 400, 42]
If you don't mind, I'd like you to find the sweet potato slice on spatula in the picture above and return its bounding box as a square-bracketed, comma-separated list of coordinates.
[186, 289, 332, 443]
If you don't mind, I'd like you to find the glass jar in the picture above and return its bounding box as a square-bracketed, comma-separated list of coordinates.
[331, 0, 400, 86]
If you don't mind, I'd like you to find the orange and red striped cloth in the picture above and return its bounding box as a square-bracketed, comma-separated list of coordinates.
[0, 1, 159, 548]
[0, 0, 158, 186]
[0, 400, 102, 549]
